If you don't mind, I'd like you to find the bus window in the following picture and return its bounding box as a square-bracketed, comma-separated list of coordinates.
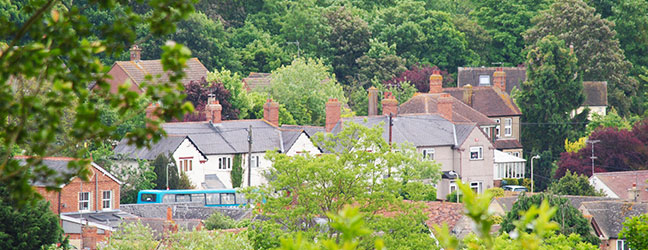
[221, 193, 236, 205]
[140, 193, 157, 202]
[235, 193, 246, 204]
[176, 194, 191, 202]
[191, 194, 205, 204]
[206, 193, 220, 205]
[162, 194, 175, 203]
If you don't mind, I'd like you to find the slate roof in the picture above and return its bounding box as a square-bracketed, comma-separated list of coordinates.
[444, 87, 521, 117]
[494, 139, 523, 150]
[582, 81, 608, 106]
[112, 58, 207, 87]
[592, 170, 648, 201]
[399, 93, 497, 126]
[242, 72, 272, 91]
[62, 210, 138, 230]
[493, 195, 616, 215]
[281, 125, 326, 138]
[581, 201, 648, 239]
[331, 114, 477, 148]
[281, 129, 303, 152]
[457, 67, 527, 94]
[17, 156, 122, 187]
[113, 135, 205, 161]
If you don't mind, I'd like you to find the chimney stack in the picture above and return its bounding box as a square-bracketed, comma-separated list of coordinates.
[429, 70, 443, 93]
[438, 93, 453, 121]
[325, 98, 341, 132]
[368, 87, 379, 116]
[263, 98, 280, 127]
[493, 67, 506, 92]
[145, 103, 159, 121]
[463, 85, 473, 106]
[381, 92, 398, 116]
[628, 183, 640, 202]
[205, 94, 222, 124]
[130, 44, 142, 62]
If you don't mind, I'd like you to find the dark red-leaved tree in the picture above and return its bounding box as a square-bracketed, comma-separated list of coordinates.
[183, 77, 238, 121]
[384, 64, 454, 92]
[556, 127, 648, 178]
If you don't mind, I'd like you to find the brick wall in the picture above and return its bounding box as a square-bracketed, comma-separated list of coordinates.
[35, 166, 121, 214]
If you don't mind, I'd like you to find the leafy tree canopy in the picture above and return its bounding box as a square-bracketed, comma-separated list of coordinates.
[547, 170, 604, 196]
[620, 214, 648, 250]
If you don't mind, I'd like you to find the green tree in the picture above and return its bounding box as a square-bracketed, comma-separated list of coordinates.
[516, 35, 586, 161]
[471, 0, 551, 65]
[118, 159, 157, 204]
[524, 0, 639, 115]
[152, 154, 180, 190]
[499, 193, 600, 245]
[247, 92, 296, 125]
[0, 0, 195, 203]
[207, 69, 253, 119]
[178, 171, 194, 189]
[267, 58, 346, 125]
[230, 154, 243, 188]
[610, 0, 648, 72]
[323, 6, 371, 85]
[0, 185, 64, 249]
[547, 170, 604, 196]
[620, 214, 648, 250]
[277, 0, 330, 58]
[204, 211, 237, 230]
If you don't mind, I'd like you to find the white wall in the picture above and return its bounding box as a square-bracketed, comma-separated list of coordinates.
[286, 133, 322, 156]
[172, 138, 207, 189]
[590, 176, 619, 198]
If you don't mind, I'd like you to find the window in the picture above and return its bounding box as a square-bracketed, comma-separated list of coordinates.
[470, 146, 483, 160]
[218, 157, 232, 170]
[617, 240, 631, 250]
[189, 160, 192, 171]
[504, 118, 512, 136]
[79, 192, 90, 211]
[479, 75, 490, 86]
[179, 160, 183, 171]
[141, 193, 156, 202]
[482, 127, 491, 138]
[494, 119, 500, 138]
[512, 152, 520, 158]
[449, 182, 457, 194]
[470, 182, 483, 194]
[422, 149, 435, 160]
[102, 190, 112, 210]
[250, 155, 259, 168]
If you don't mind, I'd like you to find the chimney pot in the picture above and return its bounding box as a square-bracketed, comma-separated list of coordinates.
[263, 99, 280, 126]
[326, 98, 341, 132]
[130, 45, 142, 62]
[381, 92, 398, 116]
[206, 98, 223, 123]
[429, 71, 443, 93]
[493, 67, 506, 92]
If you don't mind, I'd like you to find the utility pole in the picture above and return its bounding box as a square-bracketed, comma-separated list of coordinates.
[587, 140, 600, 176]
[531, 155, 540, 192]
[247, 125, 253, 187]
[166, 161, 169, 190]
[388, 113, 393, 177]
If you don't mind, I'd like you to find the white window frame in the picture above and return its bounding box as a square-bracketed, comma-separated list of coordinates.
[102, 190, 112, 210]
[79, 192, 90, 211]
[449, 182, 457, 194]
[482, 127, 491, 138]
[505, 118, 512, 137]
[422, 149, 435, 160]
[494, 119, 501, 138]
[470, 181, 483, 194]
[218, 156, 232, 170]
[617, 239, 630, 250]
[479, 75, 490, 86]
[250, 155, 259, 168]
[470, 146, 483, 160]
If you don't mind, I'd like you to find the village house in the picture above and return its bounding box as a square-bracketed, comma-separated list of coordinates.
[23, 156, 130, 250]
[590, 170, 648, 202]
[114, 98, 321, 189]
[325, 94, 496, 199]
[98, 45, 208, 93]
[579, 201, 648, 250]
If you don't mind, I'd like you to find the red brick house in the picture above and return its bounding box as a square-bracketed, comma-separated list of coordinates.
[100, 45, 208, 94]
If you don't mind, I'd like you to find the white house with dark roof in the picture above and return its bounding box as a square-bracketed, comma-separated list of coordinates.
[114, 98, 321, 189]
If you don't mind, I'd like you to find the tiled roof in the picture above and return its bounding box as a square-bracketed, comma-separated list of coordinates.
[331, 114, 478, 148]
[581, 201, 648, 239]
[281, 125, 326, 138]
[457, 67, 527, 94]
[494, 139, 523, 150]
[242, 72, 272, 91]
[17, 156, 122, 187]
[420, 201, 465, 230]
[114, 58, 208, 87]
[113, 135, 199, 161]
[592, 170, 648, 201]
[582, 81, 608, 106]
[399, 93, 497, 126]
[444, 87, 521, 117]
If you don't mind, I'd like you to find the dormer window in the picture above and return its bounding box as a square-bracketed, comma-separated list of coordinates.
[479, 75, 490, 86]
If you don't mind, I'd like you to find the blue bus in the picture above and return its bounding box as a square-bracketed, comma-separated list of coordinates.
[137, 189, 246, 207]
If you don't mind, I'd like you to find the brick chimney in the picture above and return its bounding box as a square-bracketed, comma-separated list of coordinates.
[368, 87, 379, 116]
[438, 93, 453, 121]
[493, 67, 506, 92]
[463, 84, 473, 106]
[429, 70, 443, 93]
[628, 183, 639, 201]
[263, 98, 279, 126]
[130, 44, 141, 62]
[325, 98, 341, 132]
[205, 94, 222, 124]
[382, 92, 398, 116]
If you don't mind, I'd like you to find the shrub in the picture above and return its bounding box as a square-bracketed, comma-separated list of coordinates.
[486, 187, 505, 198]
[204, 212, 237, 230]
[447, 190, 463, 203]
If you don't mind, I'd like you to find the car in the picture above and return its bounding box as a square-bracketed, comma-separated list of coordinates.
[502, 185, 528, 192]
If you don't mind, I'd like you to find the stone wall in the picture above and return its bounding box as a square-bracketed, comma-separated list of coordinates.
[120, 203, 251, 221]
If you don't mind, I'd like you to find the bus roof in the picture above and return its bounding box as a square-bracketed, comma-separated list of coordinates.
[138, 189, 238, 195]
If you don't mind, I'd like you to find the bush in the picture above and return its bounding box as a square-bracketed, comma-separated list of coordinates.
[401, 182, 436, 201]
[446, 190, 463, 203]
[486, 187, 505, 198]
[502, 178, 519, 186]
[204, 212, 237, 230]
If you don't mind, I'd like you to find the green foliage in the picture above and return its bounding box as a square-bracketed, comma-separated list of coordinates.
[167, 230, 254, 249]
[119, 160, 157, 204]
[267, 58, 346, 125]
[547, 170, 604, 196]
[446, 190, 463, 203]
[586, 109, 640, 134]
[499, 193, 600, 245]
[204, 211, 237, 230]
[375, 80, 417, 107]
[0, 185, 64, 249]
[401, 181, 437, 201]
[208, 69, 254, 119]
[619, 214, 648, 250]
[611, 0, 648, 74]
[152, 154, 180, 190]
[502, 178, 519, 186]
[486, 187, 505, 198]
[0, 0, 195, 203]
[178, 171, 194, 189]
[565, 137, 587, 153]
[525, 0, 639, 115]
[323, 6, 371, 85]
[101, 221, 158, 250]
[231, 154, 243, 188]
